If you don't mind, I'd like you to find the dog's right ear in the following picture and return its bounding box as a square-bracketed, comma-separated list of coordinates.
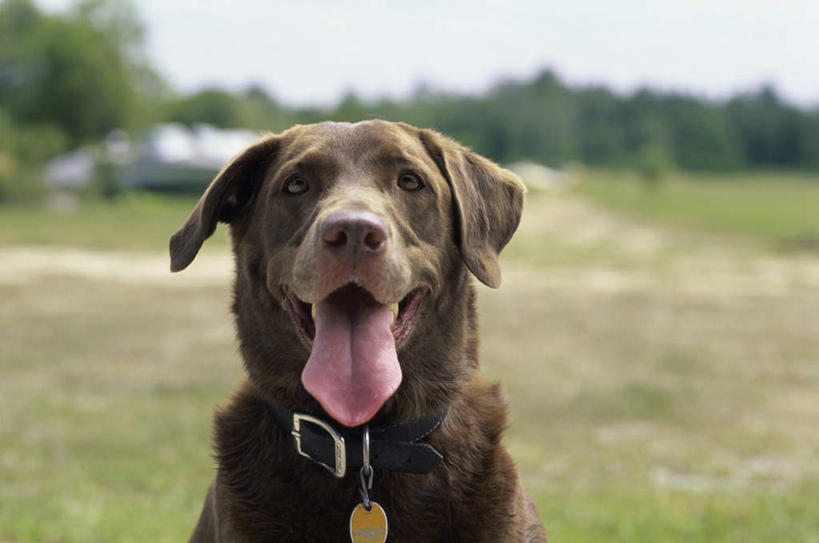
[169, 135, 280, 272]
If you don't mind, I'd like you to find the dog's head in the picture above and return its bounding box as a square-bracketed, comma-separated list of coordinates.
[170, 121, 524, 426]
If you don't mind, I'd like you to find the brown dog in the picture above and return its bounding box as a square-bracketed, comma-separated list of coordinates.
[170, 120, 547, 542]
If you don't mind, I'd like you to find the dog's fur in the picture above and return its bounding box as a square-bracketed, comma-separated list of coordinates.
[170, 120, 547, 542]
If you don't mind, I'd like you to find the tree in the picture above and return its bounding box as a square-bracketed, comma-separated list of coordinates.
[727, 86, 802, 168]
[166, 88, 245, 128]
[0, 0, 160, 146]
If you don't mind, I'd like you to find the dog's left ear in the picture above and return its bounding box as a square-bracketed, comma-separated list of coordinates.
[169, 135, 280, 272]
[419, 130, 525, 288]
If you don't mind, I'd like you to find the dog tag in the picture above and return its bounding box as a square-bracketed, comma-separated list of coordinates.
[349, 501, 388, 543]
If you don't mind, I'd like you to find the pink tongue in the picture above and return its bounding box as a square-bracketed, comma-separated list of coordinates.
[301, 291, 402, 427]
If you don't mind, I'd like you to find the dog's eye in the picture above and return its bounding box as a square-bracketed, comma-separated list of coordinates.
[397, 172, 424, 192]
[283, 176, 308, 194]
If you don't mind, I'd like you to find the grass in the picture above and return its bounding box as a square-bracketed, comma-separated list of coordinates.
[0, 277, 233, 541]
[0, 192, 229, 251]
[1, 173, 818, 541]
[576, 170, 819, 250]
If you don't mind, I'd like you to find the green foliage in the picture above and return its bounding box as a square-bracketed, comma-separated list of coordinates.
[165, 86, 296, 132]
[0, 0, 160, 146]
[0, 107, 68, 164]
[0, 167, 47, 204]
[0, 0, 169, 204]
[575, 87, 624, 165]
[275, 70, 817, 173]
[87, 157, 122, 200]
[727, 86, 802, 168]
[637, 143, 675, 187]
[796, 111, 819, 169]
[165, 88, 245, 128]
[664, 97, 744, 170]
[0, 107, 62, 203]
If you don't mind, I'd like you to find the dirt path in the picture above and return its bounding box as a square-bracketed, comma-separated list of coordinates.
[0, 247, 232, 288]
[505, 195, 819, 299]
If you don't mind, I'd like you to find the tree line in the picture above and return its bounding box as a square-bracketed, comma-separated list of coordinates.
[2, 0, 818, 190]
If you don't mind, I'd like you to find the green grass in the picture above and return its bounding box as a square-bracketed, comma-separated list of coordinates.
[1, 174, 818, 541]
[575, 170, 819, 250]
[0, 278, 234, 542]
[0, 192, 229, 251]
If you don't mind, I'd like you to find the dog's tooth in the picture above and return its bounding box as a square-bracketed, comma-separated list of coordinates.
[310, 304, 316, 319]
[390, 303, 399, 324]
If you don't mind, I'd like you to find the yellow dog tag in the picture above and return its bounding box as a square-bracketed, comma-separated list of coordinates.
[349, 501, 388, 543]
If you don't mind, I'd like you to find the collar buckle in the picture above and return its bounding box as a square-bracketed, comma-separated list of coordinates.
[291, 412, 346, 478]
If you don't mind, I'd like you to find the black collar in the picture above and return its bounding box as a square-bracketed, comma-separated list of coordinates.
[266, 401, 446, 478]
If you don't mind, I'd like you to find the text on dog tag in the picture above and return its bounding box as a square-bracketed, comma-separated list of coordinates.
[349, 501, 388, 543]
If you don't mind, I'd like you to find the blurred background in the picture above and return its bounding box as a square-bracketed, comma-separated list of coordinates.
[1, 0, 817, 541]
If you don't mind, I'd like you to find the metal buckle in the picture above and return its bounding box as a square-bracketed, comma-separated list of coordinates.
[291, 413, 346, 478]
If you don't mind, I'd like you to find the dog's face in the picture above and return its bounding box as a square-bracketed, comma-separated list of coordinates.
[170, 121, 524, 427]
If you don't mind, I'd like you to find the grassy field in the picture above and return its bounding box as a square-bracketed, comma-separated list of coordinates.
[1, 173, 818, 541]
[576, 170, 819, 249]
[0, 193, 229, 251]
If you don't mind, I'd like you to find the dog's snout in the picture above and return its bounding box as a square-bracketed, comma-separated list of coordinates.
[322, 211, 387, 259]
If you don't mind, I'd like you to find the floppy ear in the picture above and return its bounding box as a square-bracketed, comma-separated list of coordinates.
[420, 130, 525, 288]
[169, 135, 280, 272]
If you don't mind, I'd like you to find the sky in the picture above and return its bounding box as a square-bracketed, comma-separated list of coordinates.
[34, 0, 819, 108]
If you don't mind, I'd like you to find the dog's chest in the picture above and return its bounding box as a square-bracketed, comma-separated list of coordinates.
[225, 470, 457, 542]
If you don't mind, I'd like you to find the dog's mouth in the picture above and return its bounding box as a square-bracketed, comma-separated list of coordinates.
[283, 283, 427, 348]
[282, 283, 427, 427]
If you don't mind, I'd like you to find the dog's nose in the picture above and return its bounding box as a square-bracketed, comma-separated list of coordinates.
[322, 211, 387, 259]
